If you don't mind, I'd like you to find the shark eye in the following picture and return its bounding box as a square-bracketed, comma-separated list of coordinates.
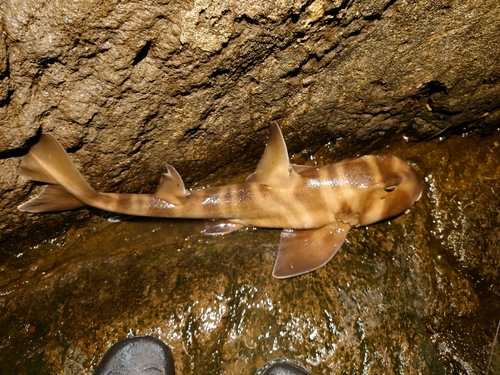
[384, 185, 398, 192]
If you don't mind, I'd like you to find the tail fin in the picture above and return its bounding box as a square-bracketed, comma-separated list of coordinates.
[18, 185, 86, 212]
[18, 134, 97, 213]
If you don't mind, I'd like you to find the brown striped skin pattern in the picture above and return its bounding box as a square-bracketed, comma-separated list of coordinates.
[18, 124, 423, 278]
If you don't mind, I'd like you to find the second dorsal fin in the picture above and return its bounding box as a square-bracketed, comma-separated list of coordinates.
[246, 123, 297, 187]
[155, 165, 186, 205]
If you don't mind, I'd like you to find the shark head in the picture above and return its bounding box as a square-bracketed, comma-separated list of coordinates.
[354, 154, 423, 226]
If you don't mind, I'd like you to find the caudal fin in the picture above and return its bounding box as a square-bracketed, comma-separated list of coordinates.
[18, 134, 97, 213]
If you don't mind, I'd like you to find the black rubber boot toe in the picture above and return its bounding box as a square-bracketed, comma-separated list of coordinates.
[256, 358, 313, 375]
[93, 336, 175, 375]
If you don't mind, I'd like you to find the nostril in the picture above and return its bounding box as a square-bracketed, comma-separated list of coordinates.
[384, 185, 398, 192]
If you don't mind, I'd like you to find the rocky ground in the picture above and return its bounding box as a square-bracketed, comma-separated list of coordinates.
[1, 130, 499, 374]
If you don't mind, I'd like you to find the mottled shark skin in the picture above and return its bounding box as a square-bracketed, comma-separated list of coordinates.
[18, 124, 423, 278]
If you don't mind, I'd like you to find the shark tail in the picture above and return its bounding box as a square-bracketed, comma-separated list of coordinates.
[18, 134, 98, 213]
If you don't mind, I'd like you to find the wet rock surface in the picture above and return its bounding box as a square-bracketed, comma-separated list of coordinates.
[1, 0, 500, 373]
[1, 130, 499, 374]
[1, 0, 500, 245]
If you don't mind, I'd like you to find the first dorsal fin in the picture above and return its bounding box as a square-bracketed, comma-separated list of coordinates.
[246, 122, 297, 187]
[154, 165, 186, 205]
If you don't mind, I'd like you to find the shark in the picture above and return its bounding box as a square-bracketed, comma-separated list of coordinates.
[18, 123, 423, 278]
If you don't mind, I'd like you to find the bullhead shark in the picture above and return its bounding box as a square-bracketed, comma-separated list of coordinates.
[18, 123, 423, 278]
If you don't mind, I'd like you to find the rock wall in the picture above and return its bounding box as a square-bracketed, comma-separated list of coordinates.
[1, 0, 499, 245]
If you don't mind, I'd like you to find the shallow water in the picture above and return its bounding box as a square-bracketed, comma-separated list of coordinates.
[1, 129, 499, 374]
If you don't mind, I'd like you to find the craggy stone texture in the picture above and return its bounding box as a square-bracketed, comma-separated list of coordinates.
[1, 0, 500, 373]
[1, 0, 500, 245]
[0, 131, 499, 374]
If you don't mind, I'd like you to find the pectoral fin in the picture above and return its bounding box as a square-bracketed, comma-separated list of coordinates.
[205, 219, 245, 235]
[273, 222, 351, 279]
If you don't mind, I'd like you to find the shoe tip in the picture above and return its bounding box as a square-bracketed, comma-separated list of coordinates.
[256, 358, 313, 375]
[93, 336, 175, 375]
